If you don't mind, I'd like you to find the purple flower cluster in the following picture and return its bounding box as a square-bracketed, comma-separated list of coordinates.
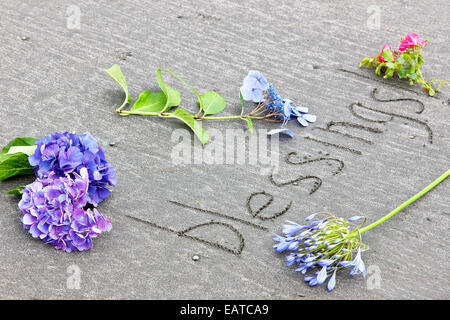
[29, 132, 116, 205]
[240, 71, 316, 137]
[19, 168, 112, 252]
[17, 132, 115, 252]
[273, 213, 368, 292]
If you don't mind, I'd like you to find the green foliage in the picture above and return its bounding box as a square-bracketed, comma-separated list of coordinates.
[6, 186, 25, 195]
[239, 91, 245, 115]
[105, 65, 131, 112]
[0, 153, 34, 181]
[106, 66, 234, 145]
[200, 92, 226, 116]
[131, 91, 167, 113]
[105, 66, 270, 145]
[359, 47, 448, 96]
[245, 117, 254, 134]
[156, 69, 181, 112]
[1, 137, 38, 154]
[170, 109, 209, 145]
[0, 137, 37, 181]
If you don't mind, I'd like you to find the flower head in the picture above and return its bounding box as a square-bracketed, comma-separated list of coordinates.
[398, 33, 428, 54]
[240, 71, 270, 103]
[18, 168, 112, 252]
[29, 132, 116, 205]
[240, 71, 316, 137]
[273, 213, 369, 291]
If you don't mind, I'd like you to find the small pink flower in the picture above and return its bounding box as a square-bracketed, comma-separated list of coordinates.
[398, 33, 427, 54]
[379, 43, 395, 62]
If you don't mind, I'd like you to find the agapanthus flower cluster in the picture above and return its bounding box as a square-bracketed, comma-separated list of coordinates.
[273, 212, 368, 291]
[359, 33, 448, 96]
[19, 168, 112, 252]
[240, 71, 316, 137]
[29, 132, 117, 205]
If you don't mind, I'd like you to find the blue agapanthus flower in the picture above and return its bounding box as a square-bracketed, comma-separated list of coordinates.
[240, 71, 316, 137]
[29, 132, 116, 205]
[18, 168, 112, 252]
[274, 214, 368, 292]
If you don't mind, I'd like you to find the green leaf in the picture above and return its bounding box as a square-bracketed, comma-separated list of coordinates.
[384, 68, 395, 78]
[156, 69, 181, 112]
[0, 153, 34, 181]
[375, 63, 385, 76]
[240, 91, 245, 115]
[359, 58, 370, 68]
[105, 64, 131, 106]
[381, 49, 394, 63]
[200, 92, 226, 116]
[6, 186, 25, 195]
[405, 64, 415, 74]
[245, 117, 254, 134]
[398, 69, 407, 79]
[396, 56, 406, 64]
[7, 145, 37, 156]
[170, 109, 209, 145]
[417, 55, 424, 66]
[165, 69, 202, 113]
[131, 91, 167, 113]
[1, 137, 38, 154]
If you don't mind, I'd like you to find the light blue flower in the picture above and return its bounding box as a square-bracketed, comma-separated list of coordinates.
[240, 71, 270, 103]
[240, 71, 317, 138]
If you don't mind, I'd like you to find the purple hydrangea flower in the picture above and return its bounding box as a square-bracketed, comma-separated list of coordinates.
[18, 168, 112, 252]
[29, 132, 116, 206]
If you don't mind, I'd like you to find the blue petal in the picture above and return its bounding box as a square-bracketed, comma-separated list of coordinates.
[275, 241, 290, 253]
[316, 265, 328, 285]
[339, 261, 353, 268]
[282, 223, 305, 236]
[318, 259, 335, 267]
[295, 106, 309, 113]
[305, 213, 318, 221]
[308, 278, 318, 287]
[302, 114, 317, 123]
[327, 271, 337, 292]
[267, 128, 294, 137]
[348, 216, 364, 222]
[297, 116, 309, 127]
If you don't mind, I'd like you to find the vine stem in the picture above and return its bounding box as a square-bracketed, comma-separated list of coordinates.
[359, 169, 450, 234]
[117, 109, 266, 120]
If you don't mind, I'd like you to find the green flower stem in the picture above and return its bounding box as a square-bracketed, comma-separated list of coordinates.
[118, 109, 266, 121]
[359, 169, 450, 234]
[118, 110, 169, 117]
[197, 115, 266, 121]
